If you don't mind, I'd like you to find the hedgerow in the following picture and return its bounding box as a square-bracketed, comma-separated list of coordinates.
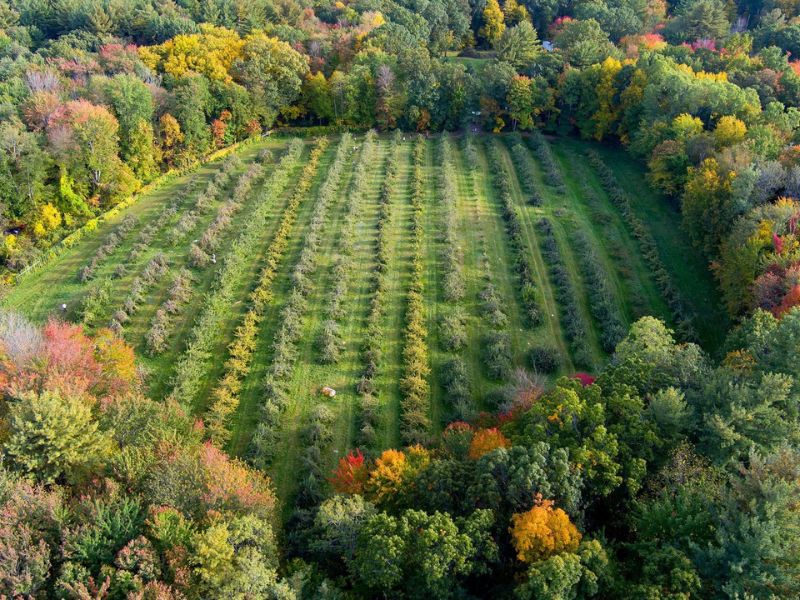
[536, 217, 594, 368]
[576, 175, 650, 318]
[244, 135, 350, 458]
[528, 345, 560, 374]
[439, 309, 468, 352]
[169, 153, 244, 243]
[400, 135, 431, 446]
[113, 252, 169, 329]
[586, 150, 697, 340]
[440, 357, 471, 418]
[168, 138, 308, 411]
[484, 139, 542, 327]
[479, 282, 509, 329]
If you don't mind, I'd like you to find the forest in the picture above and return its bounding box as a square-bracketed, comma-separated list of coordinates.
[1, 0, 800, 598]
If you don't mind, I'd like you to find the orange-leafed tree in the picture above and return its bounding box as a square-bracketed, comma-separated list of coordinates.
[468, 427, 511, 460]
[330, 449, 369, 494]
[366, 449, 407, 503]
[510, 497, 582, 563]
[774, 285, 800, 318]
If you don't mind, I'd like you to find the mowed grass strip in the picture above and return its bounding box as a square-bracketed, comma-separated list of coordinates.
[2, 139, 283, 322]
[483, 136, 574, 372]
[450, 135, 498, 406]
[376, 135, 414, 448]
[555, 143, 671, 325]
[501, 135, 607, 368]
[577, 139, 728, 351]
[165, 138, 325, 410]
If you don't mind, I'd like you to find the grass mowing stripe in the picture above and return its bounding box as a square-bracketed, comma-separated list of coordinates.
[166, 139, 311, 409]
[235, 136, 351, 509]
[473, 138, 537, 371]
[1, 140, 280, 323]
[585, 148, 704, 344]
[483, 137, 572, 371]
[450, 135, 498, 404]
[377, 134, 413, 448]
[555, 145, 669, 325]
[584, 141, 728, 351]
[514, 138, 626, 360]
[203, 136, 352, 444]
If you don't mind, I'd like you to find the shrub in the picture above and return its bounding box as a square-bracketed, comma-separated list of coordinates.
[482, 331, 512, 381]
[529, 345, 560, 374]
[479, 283, 508, 329]
[527, 132, 566, 193]
[440, 357, 471, 415]
[317, 319, 342, 364]
[439, 310, 467, 351]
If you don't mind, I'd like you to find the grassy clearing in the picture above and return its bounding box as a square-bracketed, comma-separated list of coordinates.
[562, 138, 729, 352]
[2, 132, 730, 511]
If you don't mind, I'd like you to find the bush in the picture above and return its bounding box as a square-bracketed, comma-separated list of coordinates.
[482, 331, 512, 381]
[479, 284, 508, 329]
[317, 319, 342, 364]
[440, 357, 471, 413]
[439, 310, 467, 351]
[529, 346, 560, 374]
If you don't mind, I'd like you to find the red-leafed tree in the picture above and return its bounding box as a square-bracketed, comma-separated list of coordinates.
[330, 449, 368, 495]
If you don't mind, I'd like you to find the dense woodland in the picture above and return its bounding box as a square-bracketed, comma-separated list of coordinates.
[2, 0, 800, 598]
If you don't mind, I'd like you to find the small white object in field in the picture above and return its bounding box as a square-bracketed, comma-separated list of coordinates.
[61, 304, 67, 311]
[211, 253, 217, 264]
[321, 386, 336, 397]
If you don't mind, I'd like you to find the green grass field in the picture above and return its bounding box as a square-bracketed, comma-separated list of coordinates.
[2, 132, 727, 508]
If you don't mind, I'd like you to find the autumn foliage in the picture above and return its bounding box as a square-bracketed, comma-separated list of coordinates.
[330, 449, 369, 495]
[510, 497, 582, 563]
[0, 317, 137, 400]
[468, 428, 511, 460]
